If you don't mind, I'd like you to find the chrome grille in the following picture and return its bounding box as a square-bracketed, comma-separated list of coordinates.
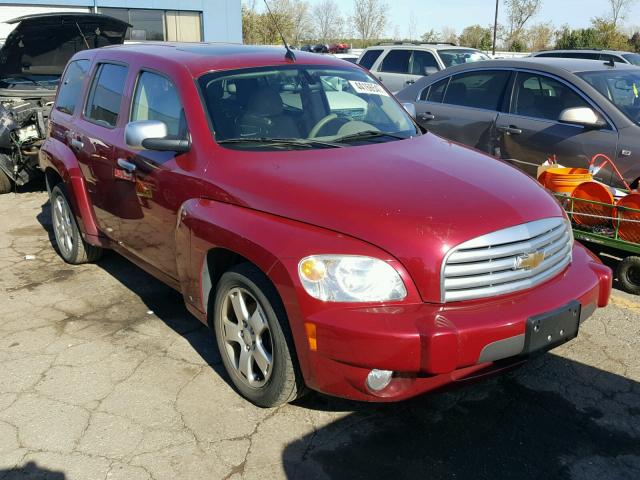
[441, 217, 573, 302]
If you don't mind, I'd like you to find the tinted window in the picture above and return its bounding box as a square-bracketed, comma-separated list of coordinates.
[512, 73, 590, 121]
[410, 51, 438, 75]
[380, 50, 411, 74]
[55, 60, 90, 115]
[85, 64, 128, 128]
[421, 77, 449, 101]
[622, 53, 640, 66]
[443, 71, 510, 110]
[358, 49, 383, 70]
[599, 54, 625, 63]
[131, 71, 185, 138]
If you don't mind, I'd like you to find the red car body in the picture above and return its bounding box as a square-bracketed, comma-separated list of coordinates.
[40, 43, 612, 402]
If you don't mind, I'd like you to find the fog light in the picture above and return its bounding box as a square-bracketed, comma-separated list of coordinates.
[366, 369, 393, 391]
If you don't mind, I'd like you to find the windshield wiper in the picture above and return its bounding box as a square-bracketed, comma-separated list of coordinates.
[333, 130, 409, 143]
[4, 75, 53, 89]
[217, 137, 344, 148]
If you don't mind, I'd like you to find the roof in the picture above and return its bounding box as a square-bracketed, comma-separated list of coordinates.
[372, 43, 481, 51]
[87, 42, 351, 76]
[533, 49, 634, 55]
[434, 57, 640, 75]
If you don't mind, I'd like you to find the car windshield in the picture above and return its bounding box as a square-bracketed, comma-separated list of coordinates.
[622, 53, 640, 66]
[198, 65, 419, 150]
[0, 74, 59, 90]
[578, 70, 640, 124]
[438, 49, 490, 68]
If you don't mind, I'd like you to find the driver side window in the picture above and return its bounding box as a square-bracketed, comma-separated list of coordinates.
[131, 71, 186, 139]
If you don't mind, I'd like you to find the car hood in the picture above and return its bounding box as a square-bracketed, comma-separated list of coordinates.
[214, 133, 564, 302]
[0, 13, 129, 77]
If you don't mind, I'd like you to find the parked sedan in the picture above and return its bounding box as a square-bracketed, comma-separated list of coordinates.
[397, 58, 640, 187]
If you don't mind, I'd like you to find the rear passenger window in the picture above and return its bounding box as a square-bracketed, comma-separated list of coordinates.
[358, 49, 383, 70]
[443, 71, 510, 110]
[421, 77, 449, 101]
[131, 71, 185, 138]
[380, 50, 412, 74]
[85, 63, 128, 128]
[513, 73, 590, 121]
[55, 60, 90, 115]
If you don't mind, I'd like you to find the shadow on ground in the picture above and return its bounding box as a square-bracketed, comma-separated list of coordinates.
[283, 355, 640, 480]
[0, 461, 65, 479]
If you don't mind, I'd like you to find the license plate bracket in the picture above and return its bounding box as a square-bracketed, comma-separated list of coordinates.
[523, 301, 581, 355]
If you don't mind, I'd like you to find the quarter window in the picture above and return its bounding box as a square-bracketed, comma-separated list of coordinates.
[443, 71, 510, 110]
[512, 73, 590, 121]
[131, 71, 185, 138]
[55, 60, 90, 115]
[421, 77, 449, 101]
[85, 63, 128, 128]
[380, 50, 412, 74]
[358, 49, 383, 70]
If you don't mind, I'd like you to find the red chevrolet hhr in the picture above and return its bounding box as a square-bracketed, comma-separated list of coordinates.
[39, 43, 612, 407]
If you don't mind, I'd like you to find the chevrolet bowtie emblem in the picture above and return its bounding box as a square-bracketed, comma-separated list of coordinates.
[515, 251, 545, 270]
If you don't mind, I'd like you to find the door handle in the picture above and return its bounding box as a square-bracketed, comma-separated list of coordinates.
[498, 125, 522, 135]
[70, 138, 84, 150]
[419, 112, 435, 121]
[378, 76, 383, 81]
[406, 79, 416, 85]
[117, 158, 136, 173]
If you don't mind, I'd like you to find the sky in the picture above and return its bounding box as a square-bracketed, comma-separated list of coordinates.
[303, 0, 640, 38]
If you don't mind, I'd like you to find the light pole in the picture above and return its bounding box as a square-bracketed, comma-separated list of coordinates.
[492, 0, 499, 56]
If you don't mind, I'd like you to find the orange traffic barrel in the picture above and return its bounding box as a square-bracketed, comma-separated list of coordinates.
[571, 181, 614, 227]
[616, 193, 640, 243]
[540, 167, 592, 194]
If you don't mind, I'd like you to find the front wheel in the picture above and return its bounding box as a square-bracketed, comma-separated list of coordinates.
[617, 256, 640, 295]
[0, 169, 12, 194]
[213, 263, 304, 407]
[50, 185, 102, 264]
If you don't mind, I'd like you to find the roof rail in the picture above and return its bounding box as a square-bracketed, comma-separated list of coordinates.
[375, 41, 457, 47]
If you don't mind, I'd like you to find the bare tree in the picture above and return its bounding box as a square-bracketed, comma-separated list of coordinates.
[526, 22, 554, 51]
[290, 0, 313, 45]
[407, 13, 417, 41]
[504, 0, 542, 48]
[441, 26, 457, 44]
[351, 0, 389, 44]
[312, 0, 344, 42]
[420, 29, 438, 42]
[608, 0, 637, 28]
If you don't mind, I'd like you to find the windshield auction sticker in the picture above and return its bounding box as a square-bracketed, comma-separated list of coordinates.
[349, 81, 389, 96]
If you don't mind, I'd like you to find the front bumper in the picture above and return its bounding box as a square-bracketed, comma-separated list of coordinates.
[300, 243, 611, 402]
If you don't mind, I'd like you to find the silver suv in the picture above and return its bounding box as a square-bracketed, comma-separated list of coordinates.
[357, 43, 490, 93]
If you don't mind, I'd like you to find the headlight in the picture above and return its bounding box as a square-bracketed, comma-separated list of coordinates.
[298, 255, 407, 302]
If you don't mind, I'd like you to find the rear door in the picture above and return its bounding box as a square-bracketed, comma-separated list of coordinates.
[414, 69, 512, 154]
[375, 49, 412, 93]
[74, 62, 130, 237]
[495, 71, 618, 178]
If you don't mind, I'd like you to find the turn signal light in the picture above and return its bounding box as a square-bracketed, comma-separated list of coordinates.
[304, 322, 317, 351]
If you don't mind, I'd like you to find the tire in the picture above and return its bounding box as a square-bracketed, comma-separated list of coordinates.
[617, 256, 640, 295]
[213, 263, 304, 407]
[50, 185, 102, 264]
[0, 169, 12, 194]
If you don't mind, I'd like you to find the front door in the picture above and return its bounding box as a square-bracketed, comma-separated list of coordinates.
[496, 71, 619, 181]
[112, 70, 194, 279]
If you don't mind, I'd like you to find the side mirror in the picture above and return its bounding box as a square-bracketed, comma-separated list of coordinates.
[402, 102, 417, 118]
[558, 107, 607, 129]
[125, 120, 190, 153]
[424, 66, 439, 76]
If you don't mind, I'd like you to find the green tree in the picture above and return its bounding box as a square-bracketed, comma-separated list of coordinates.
[458, 25, 492, 49]
[420, 29, 438, 42]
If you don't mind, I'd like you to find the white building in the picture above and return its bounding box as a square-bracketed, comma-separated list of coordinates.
[0, 0, 242, 43]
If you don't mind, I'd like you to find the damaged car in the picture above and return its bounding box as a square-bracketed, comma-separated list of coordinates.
[0, 12, 129, 194]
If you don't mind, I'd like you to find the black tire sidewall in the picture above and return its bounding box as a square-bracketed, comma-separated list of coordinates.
[617, 256, 640, 295]
[213, 265, 297, 407]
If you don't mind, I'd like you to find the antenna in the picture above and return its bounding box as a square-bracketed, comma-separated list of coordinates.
[263, 0, 296, 62]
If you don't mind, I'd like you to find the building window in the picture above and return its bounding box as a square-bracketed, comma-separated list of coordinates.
[98, 8, 202, 42]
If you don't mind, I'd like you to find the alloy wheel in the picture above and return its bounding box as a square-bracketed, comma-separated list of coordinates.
[52, 194, 74, 258]
[220, 287, 273, 388]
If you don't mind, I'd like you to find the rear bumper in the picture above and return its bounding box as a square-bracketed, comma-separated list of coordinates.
[300, 243, 611, 401]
